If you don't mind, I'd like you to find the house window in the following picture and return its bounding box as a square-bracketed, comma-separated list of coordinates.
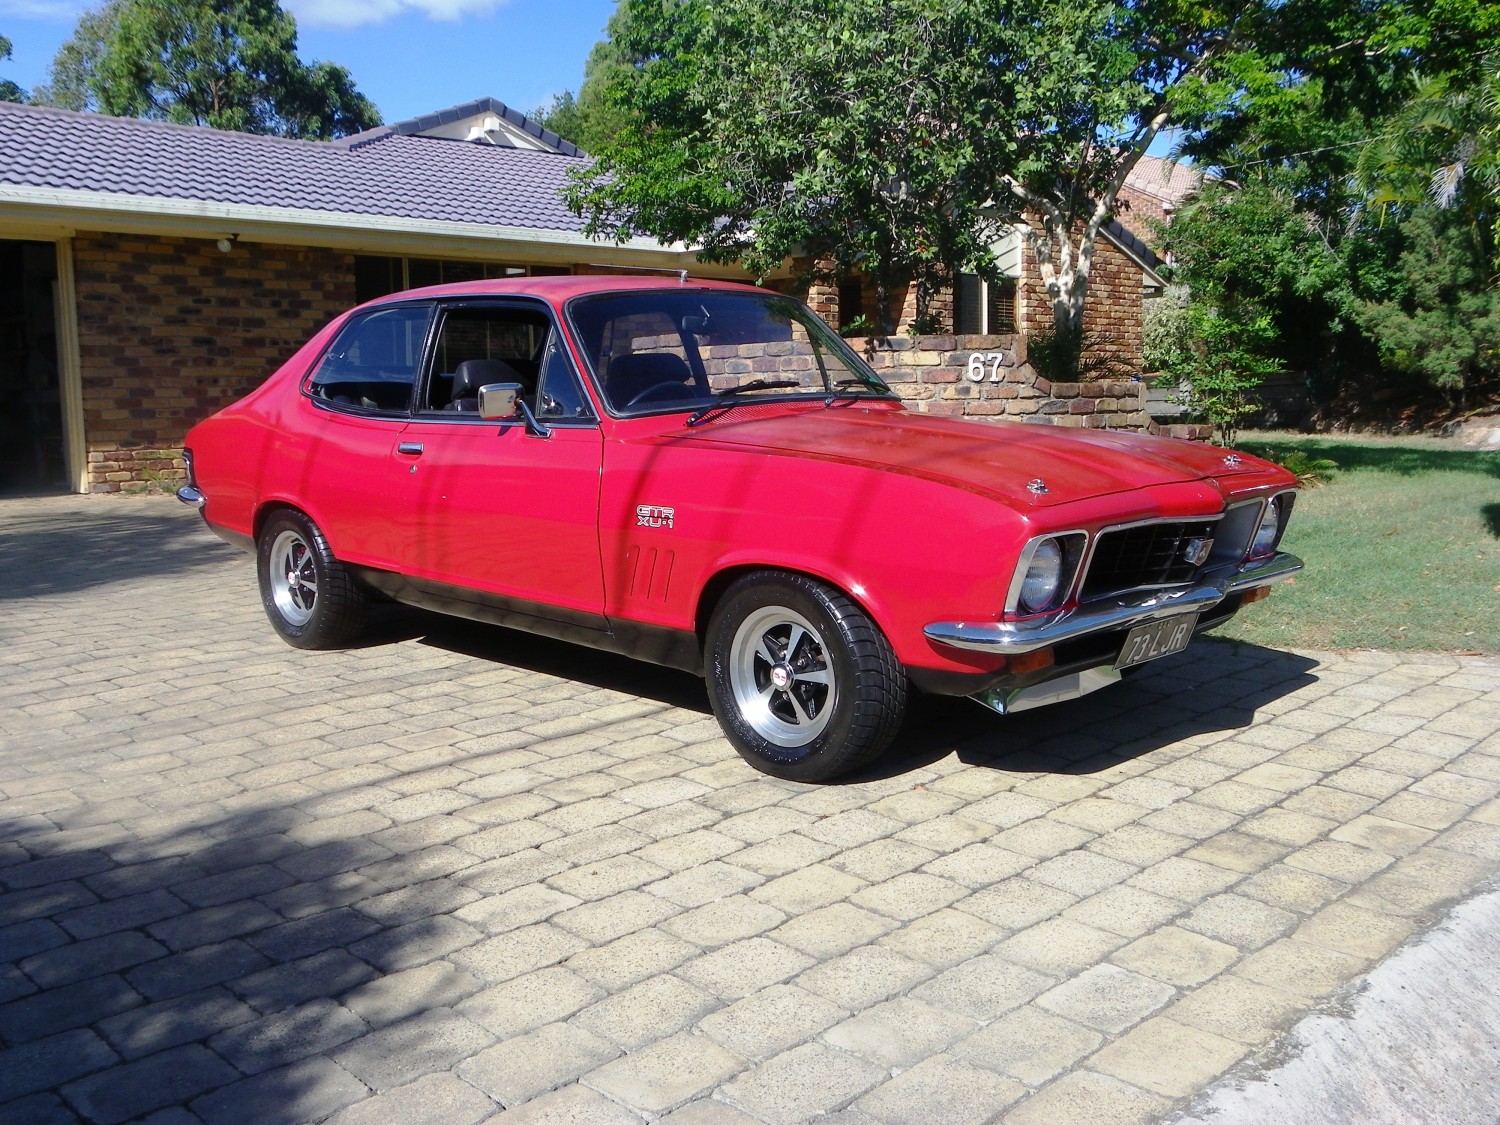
[354, 256, 571, 303]
[955, 273, 1016, 334]
[837, 278, 865, 332]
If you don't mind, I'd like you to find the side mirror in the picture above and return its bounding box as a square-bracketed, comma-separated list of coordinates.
[477, 382, 522, 420]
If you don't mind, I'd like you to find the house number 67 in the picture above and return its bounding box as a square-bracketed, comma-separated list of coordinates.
[966, 352, 1007, 382]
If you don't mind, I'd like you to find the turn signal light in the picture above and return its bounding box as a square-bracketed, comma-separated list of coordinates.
[1009, 648, 1056, 675]
[1241, 587, 1271, 605]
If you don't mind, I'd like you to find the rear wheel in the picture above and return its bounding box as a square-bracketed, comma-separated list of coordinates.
[706, 571, 906, 781]
[257, 509, 368, 649]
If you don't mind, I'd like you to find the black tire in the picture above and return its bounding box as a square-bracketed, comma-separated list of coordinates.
[705, 571, 907, 781]
[256, 509, 369, 649]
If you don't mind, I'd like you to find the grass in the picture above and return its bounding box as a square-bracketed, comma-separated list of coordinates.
[1215, 431, 1500, 655]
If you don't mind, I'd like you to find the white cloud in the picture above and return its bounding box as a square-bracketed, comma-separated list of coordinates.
[287, 0, 510, 29]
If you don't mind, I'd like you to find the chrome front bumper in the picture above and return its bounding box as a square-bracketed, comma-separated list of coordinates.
[924, 551, 1303, 656]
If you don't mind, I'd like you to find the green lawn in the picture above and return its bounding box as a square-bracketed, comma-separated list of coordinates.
[1215, 432, 1500, 655]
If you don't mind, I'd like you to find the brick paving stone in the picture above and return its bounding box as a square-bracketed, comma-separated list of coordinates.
[658, 896, 786, 949]
[859, 1057, 1026, 1124]
[5, 500, 1500, 1125]
[564, 929, 700, 990]
[1235, 938, 1368, 998]
[62, 1043, 238, 1125]
[825, 996, 977, 1069]
[340, 960, 484, 1028]
[1003, 1070, 1169, 1125]
[675, 937, 815, 1001]
[456, 968, 605, 1038]
[573, 974, 718, 1049]
[329, 1008, 494, 1090]
[190, 1056, 368, 1125]
[96, 985, 258, 1059]
[325, 1072, 497, 1125]
[230, 949, 377, 1013]
[718, 1042, 884, 1122]
[0, 1028, 118, 1102]
[491, 1083, 644, 1122]
[697, 983, 846, 1060]
[911, 953, 1053, 1020]
[1033, 964, 1175, 1035]
[208, 997, 369, 1074]
[0, 973, 141, 1044]
[585, 1032, 745, 1115]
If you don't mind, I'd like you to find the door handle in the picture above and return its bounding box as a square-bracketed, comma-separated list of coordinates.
[397, 442, 424, 455]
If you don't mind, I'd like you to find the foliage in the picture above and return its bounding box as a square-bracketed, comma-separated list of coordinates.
[43, 0, 377, 139]
[1026, 323, 1136, 384]
[0, 34, 26, 103]
[566, 0, 1348, 348]
[1165, 304, 1285, 446]
[1259, 448, 1338, 488]
[530, 9, 635, 154]
[1142, 286, 1193, 373]
[31, 3, 121, 111]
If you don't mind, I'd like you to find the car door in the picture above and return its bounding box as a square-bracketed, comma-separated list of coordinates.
[295, 302, 432, 570]
[398, 301, 607, 628]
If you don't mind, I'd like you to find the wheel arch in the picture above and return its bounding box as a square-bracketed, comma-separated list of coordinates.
[693, 561, 892, 658]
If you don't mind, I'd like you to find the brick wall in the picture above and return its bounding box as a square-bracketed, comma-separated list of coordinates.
[72, 234, 356, 492]
[1016, 231, 1145, 372]
[849, 333, 1153, 430]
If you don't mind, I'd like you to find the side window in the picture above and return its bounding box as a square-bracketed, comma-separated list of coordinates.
[421, 306, 550, 413]
[307, 305, 430, 413]
[536, 331, 594, 421]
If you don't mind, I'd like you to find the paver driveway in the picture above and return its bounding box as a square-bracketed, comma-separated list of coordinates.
[2, 494, 1497, 1125]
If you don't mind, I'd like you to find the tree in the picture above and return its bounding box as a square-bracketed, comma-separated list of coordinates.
[41, 0, 377, 139]
[1, 34, 27, 103]
[532, 6, 637, 154]
[31, 3, 122, 110]
[568, 0, 1353, 347]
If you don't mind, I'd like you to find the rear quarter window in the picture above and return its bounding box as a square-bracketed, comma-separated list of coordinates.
[306, 305, 432, 414]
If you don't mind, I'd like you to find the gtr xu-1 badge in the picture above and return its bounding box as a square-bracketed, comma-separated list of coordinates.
[636, 505, 675, 530]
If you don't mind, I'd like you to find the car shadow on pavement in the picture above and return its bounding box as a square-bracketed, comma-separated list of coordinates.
[868, 639, 1322, 782]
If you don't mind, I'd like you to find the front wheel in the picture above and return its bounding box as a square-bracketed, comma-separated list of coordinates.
[705, 572, 907, 781]
[256, 509, 368, 649]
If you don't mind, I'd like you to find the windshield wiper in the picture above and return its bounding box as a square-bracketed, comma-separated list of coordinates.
[824, 374, 891, 405]
[686, 379, 802, 427]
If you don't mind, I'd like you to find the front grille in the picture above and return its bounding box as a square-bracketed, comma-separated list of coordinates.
[1080, 520, 1218, 601]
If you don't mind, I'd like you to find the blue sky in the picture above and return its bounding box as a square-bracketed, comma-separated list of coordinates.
[0, 0, 618, 125]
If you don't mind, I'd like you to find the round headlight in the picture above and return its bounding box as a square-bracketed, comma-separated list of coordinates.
[1251, 498, 1281, 557]
[1019, 538, 1064, 613]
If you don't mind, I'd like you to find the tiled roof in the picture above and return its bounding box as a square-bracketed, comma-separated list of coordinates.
[1122, 154, 1209, 205]
[0, 100, 586, 232]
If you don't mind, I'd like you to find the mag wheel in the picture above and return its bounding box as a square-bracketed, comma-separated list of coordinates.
[256, 509, 368, 649]
[706, 571, 906, 781]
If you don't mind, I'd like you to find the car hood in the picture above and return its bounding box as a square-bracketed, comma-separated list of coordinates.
[666, 405, 1263, 506]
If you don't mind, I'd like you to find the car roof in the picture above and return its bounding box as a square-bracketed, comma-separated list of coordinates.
[369, 273, 767, 307]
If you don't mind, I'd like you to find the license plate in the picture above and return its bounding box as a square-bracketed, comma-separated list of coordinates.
[1116, 614, 1198, 669]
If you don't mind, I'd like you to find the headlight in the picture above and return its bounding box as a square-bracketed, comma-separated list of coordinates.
[1251, 498, 1281, 557]
[1019, 538, 1064, 613]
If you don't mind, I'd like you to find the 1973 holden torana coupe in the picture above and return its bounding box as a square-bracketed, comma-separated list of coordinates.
[180, 275, 1302, 781]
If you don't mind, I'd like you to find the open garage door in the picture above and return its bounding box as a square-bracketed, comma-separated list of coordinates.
[0, 240, 67, 494]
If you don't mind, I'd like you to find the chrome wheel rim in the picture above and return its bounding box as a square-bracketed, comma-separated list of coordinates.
[728, 605, 835, 748]
[268, 529, 317, 627]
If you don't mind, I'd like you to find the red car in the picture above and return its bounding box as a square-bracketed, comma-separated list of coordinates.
[180, 276, 1301, 781]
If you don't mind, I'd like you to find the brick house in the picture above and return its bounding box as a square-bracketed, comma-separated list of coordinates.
[0, 97, 742, 495]
[0, 98, 1172, 496]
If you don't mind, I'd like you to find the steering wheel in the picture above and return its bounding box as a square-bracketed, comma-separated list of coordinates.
[624, 381, 692, 409]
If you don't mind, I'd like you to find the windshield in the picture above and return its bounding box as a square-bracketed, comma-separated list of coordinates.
[567, 289, 894, 416]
